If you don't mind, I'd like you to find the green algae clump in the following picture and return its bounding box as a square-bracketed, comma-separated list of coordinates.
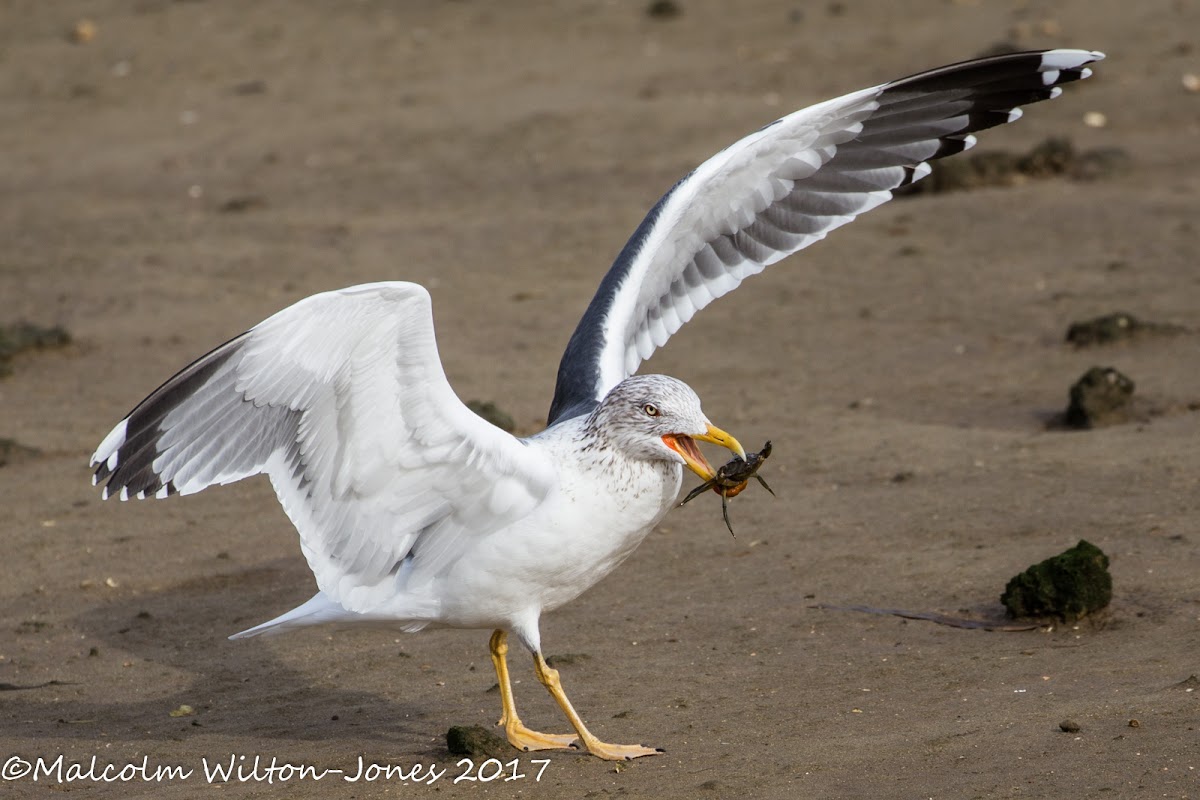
[1001, 540, 1112, 622]
[446, 724, 510, 758]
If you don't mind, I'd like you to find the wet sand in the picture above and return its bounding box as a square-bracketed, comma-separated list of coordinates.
[2, 1, 1198, 797]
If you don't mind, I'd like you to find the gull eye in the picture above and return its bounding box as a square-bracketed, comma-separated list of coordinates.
[642, 403, 660, 417]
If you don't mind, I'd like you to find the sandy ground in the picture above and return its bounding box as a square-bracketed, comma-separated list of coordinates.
[2, 1, 1199, 797]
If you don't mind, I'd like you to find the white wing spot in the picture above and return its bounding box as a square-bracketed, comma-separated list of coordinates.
[1040, 50, 1099, 71]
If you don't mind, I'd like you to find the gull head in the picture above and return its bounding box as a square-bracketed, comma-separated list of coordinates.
[588, 375, 745, 480]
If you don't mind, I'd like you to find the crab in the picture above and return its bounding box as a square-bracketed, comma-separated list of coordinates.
[680, 441, 774, 536]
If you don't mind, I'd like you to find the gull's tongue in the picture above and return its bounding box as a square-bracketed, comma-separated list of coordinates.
[667, 434, 716, 479]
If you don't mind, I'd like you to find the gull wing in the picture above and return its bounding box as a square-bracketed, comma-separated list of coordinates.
[547, 49, 1104, 424]
[92, 282, 558, 612]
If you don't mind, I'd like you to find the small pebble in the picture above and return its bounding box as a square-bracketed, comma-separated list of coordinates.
[70, 20, 97, 44]
[1059, 719, 1081, 733]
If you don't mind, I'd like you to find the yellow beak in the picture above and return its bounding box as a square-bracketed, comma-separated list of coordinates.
[694, 423, 746, 460]
[662, 423, 746, 481]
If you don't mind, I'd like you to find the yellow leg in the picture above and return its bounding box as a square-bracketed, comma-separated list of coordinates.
[488, 630, 578, 752]
[532, 651, 663, 761]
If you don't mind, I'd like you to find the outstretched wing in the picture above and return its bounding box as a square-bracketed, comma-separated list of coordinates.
[547, 49, 1104, 423]
[92, 282, 558, 612]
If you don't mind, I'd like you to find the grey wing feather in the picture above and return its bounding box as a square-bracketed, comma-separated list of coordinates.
[92, 283, 558, 613]
[547, 49, 1103, 424]
[91, 334, 267, 500]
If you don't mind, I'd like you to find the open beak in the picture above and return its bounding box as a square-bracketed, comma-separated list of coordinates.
[662, 423, 746, 481]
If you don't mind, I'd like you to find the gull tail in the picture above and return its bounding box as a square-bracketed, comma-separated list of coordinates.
[230, 591, 350, 639]
[229, 590, 434, 639]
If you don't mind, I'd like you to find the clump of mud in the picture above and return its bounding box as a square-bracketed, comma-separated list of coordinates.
[1066, 311, 1188, 347]
[446, 724, 510, 758]
[0, 439, 41, 468]
[897, 136, 1131, 196]
[1001, 540, 1112, 622]
[1064, 366, 1136, 429]
[645, 0, 681, 19]
[0, 322, 71, 377]
[467, 400, 515, 432]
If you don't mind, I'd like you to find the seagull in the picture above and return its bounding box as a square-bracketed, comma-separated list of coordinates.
[91, 49, 1103, 760]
